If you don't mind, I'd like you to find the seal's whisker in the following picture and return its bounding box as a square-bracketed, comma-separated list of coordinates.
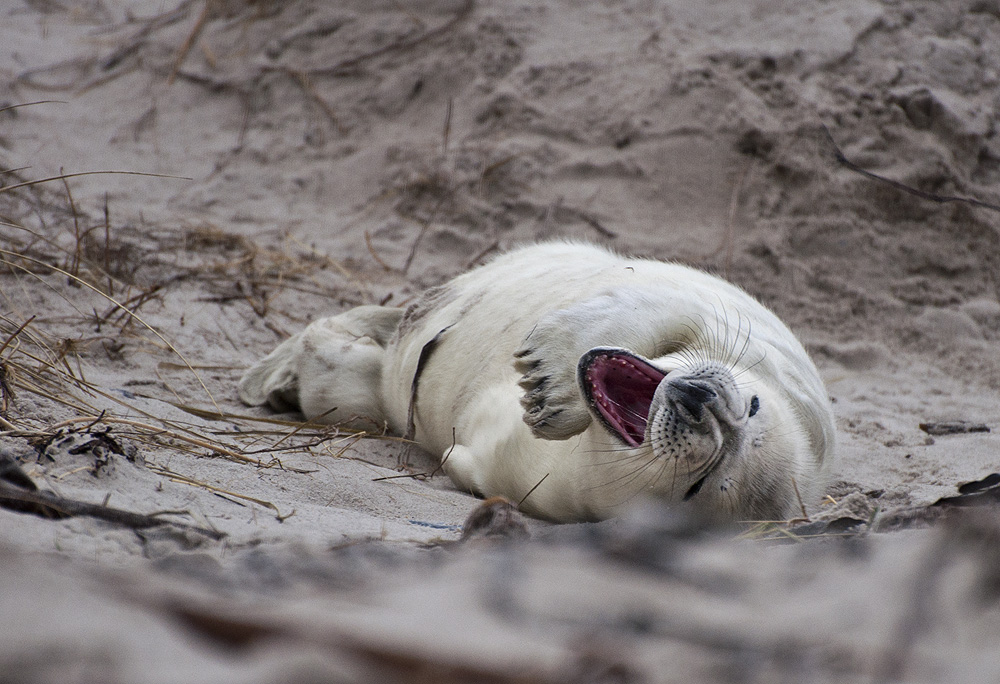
[580, 443, 648, 456]
[690, 313, 713, 365]
[758, 420, 810, 442]
[701, 321, 716, 365]
[668, 450, 682, 500]
[591, 450, 676, 496]
[718, 302, 732, 367]
[732, 317, 753, 370]
[707, 304, 720, 365]
[626, 449, 673, 503]
[715, 478, 738, 515]
[717, 303, 747, 372]
[726, 310, 746, 369]
[677, 322, 710, 368]
[583, 453, 653, 490]
[732, 350, 767, 379]
[581, 445, 655, 465]
[719, 304, 733, 366]
[733, 378, 763, 395]
[685, 304, 755, 370]
[586, 455, 651, 468]
[582, 438, 694, 486]
[713, 306, 726, 365]
[614, 453, 678, 506]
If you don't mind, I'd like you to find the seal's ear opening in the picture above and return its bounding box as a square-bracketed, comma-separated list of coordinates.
[578, 348, 666, 447]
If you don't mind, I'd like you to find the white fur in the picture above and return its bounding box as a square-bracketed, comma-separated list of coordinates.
[240, 243, 835, 522]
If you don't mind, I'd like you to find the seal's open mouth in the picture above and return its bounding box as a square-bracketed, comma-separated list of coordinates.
[579, 348, 666, 447]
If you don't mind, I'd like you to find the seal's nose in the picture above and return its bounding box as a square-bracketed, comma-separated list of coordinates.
[668, 379, 717, 420]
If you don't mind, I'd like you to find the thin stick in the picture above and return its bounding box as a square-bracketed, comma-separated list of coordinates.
[298, 0, 474, 76]
[49, 415, 261, 466]
[364, 230, 393, 271]
[285, 234, 357, 280]
[149, 463, 294, 521]
[0, 316, 36, 357]
[0, 100, 67, 114]
[555, 205, 617, 238]
[371, 426, 455, 482]
[168, 0, 212, 85]
[370, 470, 425, 482]
[24, 381, 317, 474]
[0, 481, 225, 539]
[267, 405, 340, 450]
[0, 170, 192, 194]
[288, 69, 349, 135]
[823, 124, 1000, 213]
[326, 432, 366, 459]
[478, 153, 519, 195]
[431, 427, 457, 478]
[59, 171, 82, 276]
[791, 477, 809, 520]
[709, 161, 750, 277]
[442, 97, 453, 155]
[103, 192, 113, 295]
[518, 472, 550, 508]
[403, 194, 447, 273]
[169, 402, 407, 439]
[466, 240, 500, 269]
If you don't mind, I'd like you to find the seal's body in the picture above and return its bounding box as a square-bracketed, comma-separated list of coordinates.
[240, 243, 835, 522]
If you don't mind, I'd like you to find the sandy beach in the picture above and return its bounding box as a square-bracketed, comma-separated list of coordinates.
[1, 1, 1000, 681]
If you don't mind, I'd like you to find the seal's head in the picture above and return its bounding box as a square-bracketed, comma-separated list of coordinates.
[578, 346, 826, 522]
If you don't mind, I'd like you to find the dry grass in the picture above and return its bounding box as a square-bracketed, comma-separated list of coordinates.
[0, 143, 401, 528]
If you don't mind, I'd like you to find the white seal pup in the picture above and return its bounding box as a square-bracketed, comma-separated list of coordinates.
[239, 242, 835, 523]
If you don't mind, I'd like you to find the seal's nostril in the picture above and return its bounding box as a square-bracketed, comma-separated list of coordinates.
[669, 379, 717, 419]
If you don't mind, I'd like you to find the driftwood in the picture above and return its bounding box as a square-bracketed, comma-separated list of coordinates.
[0, 456, 225, 540]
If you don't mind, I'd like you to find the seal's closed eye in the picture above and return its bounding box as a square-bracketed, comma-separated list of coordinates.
[749, 395, 760, 417]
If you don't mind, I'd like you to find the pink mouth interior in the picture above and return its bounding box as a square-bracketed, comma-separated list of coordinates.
[584, 352, 666, 447]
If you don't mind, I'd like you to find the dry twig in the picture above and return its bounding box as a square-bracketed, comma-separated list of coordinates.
[0, 479, 225, 539]
[823, 125, 1000, 213]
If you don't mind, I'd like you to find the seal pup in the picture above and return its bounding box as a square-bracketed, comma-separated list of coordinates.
[239, 242, 835, 523]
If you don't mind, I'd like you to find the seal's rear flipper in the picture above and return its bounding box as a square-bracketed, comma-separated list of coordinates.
[238, 336, 301, 411]
[238, 306, 403, 428]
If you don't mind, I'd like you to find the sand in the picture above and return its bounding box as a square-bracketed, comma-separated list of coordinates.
[1, 0, 999, 681]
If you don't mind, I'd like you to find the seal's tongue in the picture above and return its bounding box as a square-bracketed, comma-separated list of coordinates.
[580, 349, 666, 447]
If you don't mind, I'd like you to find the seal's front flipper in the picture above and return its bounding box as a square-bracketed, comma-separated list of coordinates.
[514, 335, 592, 440]
[513, 290, 666, 440]
[238, 305, 403, 428]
